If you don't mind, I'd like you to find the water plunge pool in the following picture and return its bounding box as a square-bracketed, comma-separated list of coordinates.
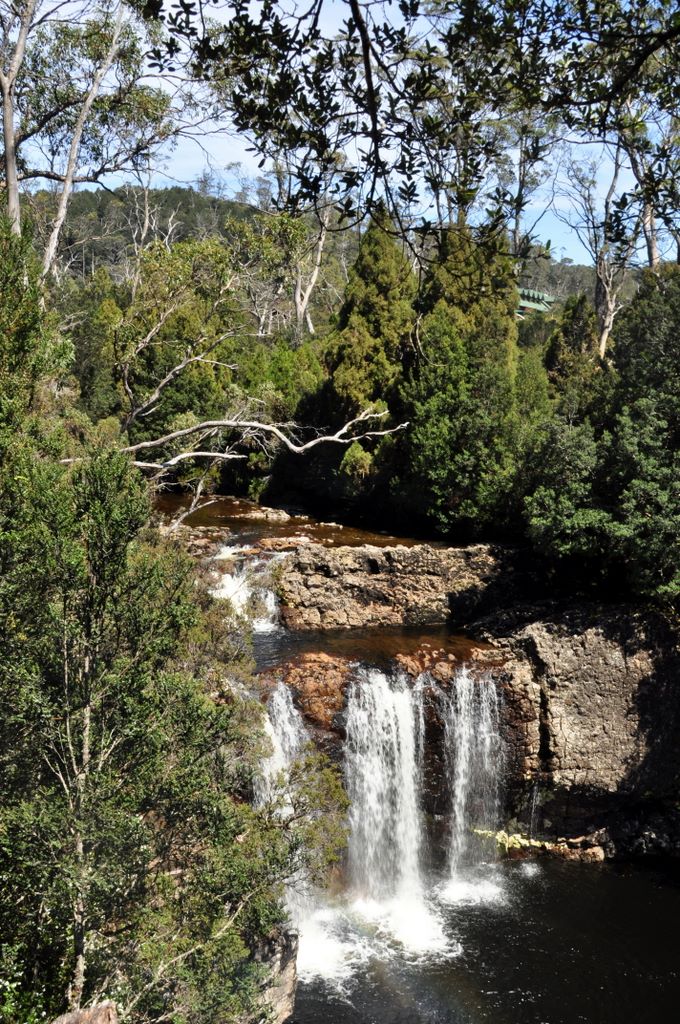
[292, 858, 680, 1023]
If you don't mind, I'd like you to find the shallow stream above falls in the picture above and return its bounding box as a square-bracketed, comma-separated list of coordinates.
[161, 495, 680, 1023]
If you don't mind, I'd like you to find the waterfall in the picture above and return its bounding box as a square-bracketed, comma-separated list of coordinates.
[259, 683, 371, 984]
[529, 778, 541, 840]
[345, 667, 423, 900]
[441, 665, 502, 876]
[211, 545, 281, 632]
[434, 665, 503, 907]
[258, 663, 503, 980]
[344, 667, 449, 955]
[255, 682, 307, 806]
[211, 559, 253, 616]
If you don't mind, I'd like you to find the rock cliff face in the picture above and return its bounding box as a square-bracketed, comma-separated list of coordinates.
[475, 606, 680, 857]
[278, 542, 518, 630]
[256, 930, 298, 1024]
[261, 653, 354, 764]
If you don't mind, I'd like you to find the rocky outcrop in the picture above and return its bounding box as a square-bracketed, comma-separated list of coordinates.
[52, 1005, 117, 1024]
[278, 542, 518, 631]
[256, 930, 298, 1024]
[477, 605, 680, 857]
[394, 640, 503, 682]
[270, 653, 354, 732]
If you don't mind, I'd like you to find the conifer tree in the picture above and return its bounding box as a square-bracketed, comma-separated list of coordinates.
[397, 225, 520, 536]
[544, 294, 603, 421]
[525, 269, 680, 604]
[275, 209, 417, 506]
[325, 207, 417, 418]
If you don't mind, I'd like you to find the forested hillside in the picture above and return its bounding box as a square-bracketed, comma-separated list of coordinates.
[1, 1, 679, 1021]
[35, 183, 675, 607]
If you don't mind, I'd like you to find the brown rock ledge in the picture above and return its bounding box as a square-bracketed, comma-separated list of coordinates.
[278, 542, 518, 631]
[263, 653, 355, 732]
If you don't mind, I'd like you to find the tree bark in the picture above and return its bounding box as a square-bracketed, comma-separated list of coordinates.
[41, 6, 124, 279]
[621, 113, 660, 270]
[68, 653, 92, 1011]
[293, 208, 329, 338]
[1, 81, 21, 234]
[0, 0, 39, 233]
[595, 267, 616, 360]
[640, 199, 659, 269]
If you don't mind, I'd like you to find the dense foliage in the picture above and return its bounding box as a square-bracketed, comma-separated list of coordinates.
[0, 228, 347, 1023]
[44, 185, 680, 607]
[396, 226, 520, 535]
[1, 0, 680, 1018]
[524, 269, 680, 602]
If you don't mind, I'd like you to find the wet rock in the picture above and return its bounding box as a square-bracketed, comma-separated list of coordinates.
[158, 523, 226, 561]
[481, 827, 608, 863]
[279, 542, 518, 631]
[244, 506, 291, 521]
[264, 653, 354, 732]
[478, 605, 680, 856]
[257, 535, 312, 552]
[394, 642, 503, 683]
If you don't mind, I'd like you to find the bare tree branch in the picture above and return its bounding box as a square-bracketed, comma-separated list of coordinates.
[121, 410, 407, 461]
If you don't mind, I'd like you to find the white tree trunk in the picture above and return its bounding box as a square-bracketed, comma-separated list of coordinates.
[293, 208, 329, 338]
[41, 5, 124, 280]
[0, 0, 39, 234]
[1, 82, 21, 234]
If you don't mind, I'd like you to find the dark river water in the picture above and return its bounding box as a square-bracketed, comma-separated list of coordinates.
[155, 493, 426, 549]
[160, 495, 680, 1024]
[292, 859, 680, 1024]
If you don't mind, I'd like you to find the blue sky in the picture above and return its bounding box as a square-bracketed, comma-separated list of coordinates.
[148, 128, 595, 266]
[91, 0, 599, 267]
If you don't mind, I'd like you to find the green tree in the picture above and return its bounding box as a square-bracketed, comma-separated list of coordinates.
[397, 226, 519, 536]
[523, 419, 613, 584]
[603, 268, 680, 601]
[524, 268, 680, 604]
[0, 449, 346, 1022]
[268, 211, 416, 509]
[0, 234, 347, 1021]
[65, 236, 246, 467]
[0, 228, 58, 426]
[325, 209, 417, 418]
[544, 294, 602, 421]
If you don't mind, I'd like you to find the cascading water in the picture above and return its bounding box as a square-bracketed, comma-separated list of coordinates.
[437, 666, 504, 905]
[343, 668, 449, 954]
[345, 667, 423, 900]
[344, 665, 502, 899]
[529, 778, 541, 839]
[441, 665, 502, 875]
[211, 544, 281, 633]
[258, 662, 504, 988]
[258, 682, 369, 985]
[255, 682, 307, 806]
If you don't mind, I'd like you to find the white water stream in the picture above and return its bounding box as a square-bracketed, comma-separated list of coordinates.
[439, 666, 504, 904]
[211, 543, 282, 632]
[257, 683, 369, 985]
[343, 668, 449, 954]
[255, 682, 307, 806]
[346, 668, 423, 900]
[258, 663, 504, 990]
